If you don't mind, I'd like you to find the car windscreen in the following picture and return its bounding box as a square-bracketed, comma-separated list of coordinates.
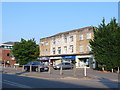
[65, 63, 70, 65]
[26, 62, 41, 65]
[57, 63, 62, 66]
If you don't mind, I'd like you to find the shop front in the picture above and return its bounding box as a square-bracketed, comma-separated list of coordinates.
[38, 57, 49, 66]
[76, 55, 96, 69]
[62, 56, 76, 64]
[50, 57, 62, 66]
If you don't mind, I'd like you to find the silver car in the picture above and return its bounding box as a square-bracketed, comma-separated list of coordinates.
[53, 62, 74, 70]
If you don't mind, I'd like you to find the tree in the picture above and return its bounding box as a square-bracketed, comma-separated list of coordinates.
[90, 18, 120, 71]
[11, 38, 39, 65]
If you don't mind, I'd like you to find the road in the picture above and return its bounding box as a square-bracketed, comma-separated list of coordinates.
[2, 73, 119, 89]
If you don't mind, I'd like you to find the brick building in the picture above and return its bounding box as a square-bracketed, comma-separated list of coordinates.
[39, 26, 96, 69]
[0, 42, 16, 66]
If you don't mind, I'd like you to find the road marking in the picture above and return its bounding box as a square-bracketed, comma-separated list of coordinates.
[3, 80, 33, 88]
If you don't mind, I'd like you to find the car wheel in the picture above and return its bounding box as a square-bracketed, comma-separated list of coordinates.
[54, 68, 57, 70]
[40, 68, 44, 72]
[24, 67, 29, 72]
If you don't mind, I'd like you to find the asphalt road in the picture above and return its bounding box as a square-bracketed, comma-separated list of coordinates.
[2, 73, 119, 89]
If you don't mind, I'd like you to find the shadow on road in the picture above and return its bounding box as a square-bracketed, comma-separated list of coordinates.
[97, 77, 119, 89]
[2, 73, 93, 89]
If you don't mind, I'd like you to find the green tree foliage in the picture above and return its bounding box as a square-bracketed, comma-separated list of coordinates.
[90, 18, 120, 70]
[11, 38, 39, 65]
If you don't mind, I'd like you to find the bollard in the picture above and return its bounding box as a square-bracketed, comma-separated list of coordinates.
[22, 65, 24, 72]
[84, 66, 87, 77]
[73, 64, 76, 76]
[38, 65, 40, 72]
[60, 65, 63, 75]
[14, 66, 15, 68]
[48, 65, 51, 74]
[15, 66, 18, 73]
[118, 67, 119, 74]
[102, 67, 104, 72]
[112, 68, 113, 73]
[30, 65, 32, 72]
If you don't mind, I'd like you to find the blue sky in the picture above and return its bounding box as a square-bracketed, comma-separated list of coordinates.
[2, 2, 118, 44]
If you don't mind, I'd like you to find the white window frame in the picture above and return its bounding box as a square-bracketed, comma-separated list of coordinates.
[64, 36, 67, 43]
[52, 38, 56, 44]
[80, 45, 84, 52]
[70, 36, 73, 42]
[64, 46, 67, 54]
[46, 49, 48, 55]
[46, 41, 48, 46]
[53, 48, 55, 54]
[41, 42, 44, 46]
[80, 34, 84, 40]
[58, 47, 61, 54]
[70, 45, 74, 53]
[86, 33, 91, 39]
[86, 45, 91, 52]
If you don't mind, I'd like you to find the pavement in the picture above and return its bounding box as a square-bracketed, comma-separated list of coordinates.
[1, 66, 119, 82]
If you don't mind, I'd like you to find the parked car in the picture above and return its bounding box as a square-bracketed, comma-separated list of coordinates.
[53, 62, 74, 70]
[24, 61, 49, 72]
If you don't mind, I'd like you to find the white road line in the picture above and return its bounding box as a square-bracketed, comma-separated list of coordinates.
[3, 80, 33, 88]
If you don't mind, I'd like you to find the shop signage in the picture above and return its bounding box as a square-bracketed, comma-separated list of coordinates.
[50, 57, 62, 59]
[37, 57, 49, 60]
[62, 56, 76, 59]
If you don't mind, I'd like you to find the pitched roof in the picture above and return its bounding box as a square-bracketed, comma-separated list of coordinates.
[3, 41, 15, 45]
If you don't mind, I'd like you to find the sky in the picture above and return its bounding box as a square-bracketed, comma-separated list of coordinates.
[1, 2, 118, 44]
